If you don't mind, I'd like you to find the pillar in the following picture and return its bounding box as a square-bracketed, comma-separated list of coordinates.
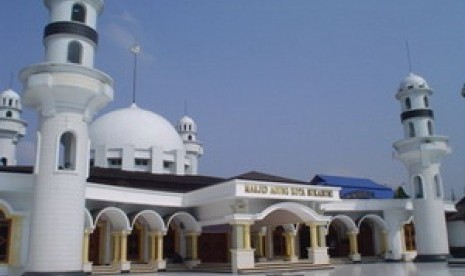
[255, 232, 265, 259]
[120, 232, 128, 263]
[82, 230, 91, 264]
[230, 222, 255, 272]
[284, 231, 297, 262]
[112, 233, 121, 263]
[157, 233, 164, 262]
[318, 225, 327, 248]
[348, 231, 361, 262]
[310, 223, 318, 249]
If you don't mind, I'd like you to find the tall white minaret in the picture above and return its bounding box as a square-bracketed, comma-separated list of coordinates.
[20, 0, 113, 274]
[0, 89, 26, 166]
[177, 115, 203, 174]
[393, 73, 451, 261]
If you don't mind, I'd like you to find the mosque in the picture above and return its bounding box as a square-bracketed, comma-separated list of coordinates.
[0, 0, 463, 275]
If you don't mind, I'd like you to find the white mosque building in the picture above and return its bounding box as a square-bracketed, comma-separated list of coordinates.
[0, 0, 462, 275]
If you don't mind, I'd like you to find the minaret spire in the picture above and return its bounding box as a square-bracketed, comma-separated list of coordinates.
[405, 40, 413, 73]
[131, 43, 140, 105]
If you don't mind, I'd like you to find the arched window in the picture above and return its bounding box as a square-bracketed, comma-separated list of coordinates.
[434, 175, 442, 198]
[423, 96, 429, 108]
[0, 209, 11, 263]
[427, 121, 434, 136]
[8, 99, 12, 107]
[405, 97, 411, 110]
[67, 41, 82, 64]
[0, 157, 7, 167]
[413, 176, 424, 199]
[71, 3, 86, 23]
[408, 122, 415, 138]
[58, 132, 76, 170]
[5, 111, 12, 118]
[188, 135, 192, 141]
[1, 98, 5, 106]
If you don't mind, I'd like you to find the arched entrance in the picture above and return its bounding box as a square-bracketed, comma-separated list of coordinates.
[129, 210, 167, 266]
[327, 215, 358, 259]
[357, 214, 388, 258]
[252, 202, 331, 264]
[165, 212, 201, 265]
[0, 209, 11, 263]
[90, 207, 131, 268]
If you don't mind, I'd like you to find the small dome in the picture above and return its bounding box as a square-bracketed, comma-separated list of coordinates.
[0, 89, 21, 109]
[90, 104, 184, 151]
[0, 89, 20, 99]
[399, 73, 430, 91]
[177, 115, 197, 133]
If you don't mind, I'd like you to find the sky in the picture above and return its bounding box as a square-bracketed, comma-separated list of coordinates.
[1, 0, 465, 199]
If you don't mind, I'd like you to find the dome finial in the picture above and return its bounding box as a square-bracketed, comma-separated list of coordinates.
[405, 40, 413, 74]
[130, 42, 140, 105]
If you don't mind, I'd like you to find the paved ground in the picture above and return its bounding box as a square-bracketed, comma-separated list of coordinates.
[114, 262, 465, 276]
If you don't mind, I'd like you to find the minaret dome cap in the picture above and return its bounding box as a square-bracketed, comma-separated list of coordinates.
[177, 115, 197, 133]
[0, 89, 20, 99]
[398, 73, 430, 92]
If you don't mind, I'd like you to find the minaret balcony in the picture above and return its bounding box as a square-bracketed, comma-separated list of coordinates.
[393, 135, 451, 164]
[20, 63, 113, 121]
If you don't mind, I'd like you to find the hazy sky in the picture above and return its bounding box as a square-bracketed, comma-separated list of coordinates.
[1, 0, 465, 198]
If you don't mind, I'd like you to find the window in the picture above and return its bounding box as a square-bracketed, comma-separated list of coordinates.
[67, 41, 82, 64]
[434, 175, 442, 198]
[423, 96, 429, 108]
[5, 111, 12, 118]
[188, 135, 192, 141]
[405, 97, 411, 110]
[427, 121, 434, 136]
[58, 132, 76, 170]
[163, 161, 171, 169]
[0, 157, 6, 167]
[108, 158, 122, 167]
[2, 98, 5, 106]
[414, 176, 424, 199]
[8, 99, 12, 107]
[71, 3, 86, 23]
[135, 158, 149, 166]
[408, 122, 415, 138]
[0, 210, 11, 263]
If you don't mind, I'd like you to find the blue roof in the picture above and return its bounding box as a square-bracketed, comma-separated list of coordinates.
[310, 174, 394, 199]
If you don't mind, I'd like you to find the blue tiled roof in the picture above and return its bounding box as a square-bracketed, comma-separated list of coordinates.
[310, 174, 394, 199]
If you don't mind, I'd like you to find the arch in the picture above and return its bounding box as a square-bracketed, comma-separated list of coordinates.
[330, 215, 358, 233]
[131, 210, 167, 233]
[254, 202, 330, 223]
[166, 212, 201, 233]
[434, 174, 442, 198]
[67, 41, 82, 64]
[58, 131, 77, 170]
[5, 111, 12, 118]
[0, 200, 15, 217]
[405, 97, 411, 110]
[427, 120, 434, 136]
[413, 176, 424, 199]
[84, 208, 94, 231]
[408, 122, 415, 138]
[71, 3, 86, 23]
[93, 207, 131, 231]
[423, 96, 429, 108]
[357, 214, 388, 231]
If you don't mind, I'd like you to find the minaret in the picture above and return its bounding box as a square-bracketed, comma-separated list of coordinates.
[393, 73, 451, 261]
[177, 115, 203, 174]
[0, 89, 27, 166]
[20, 0, 113, 274]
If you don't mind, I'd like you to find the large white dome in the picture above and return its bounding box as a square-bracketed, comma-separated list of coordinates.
[90, 104, 184, 151]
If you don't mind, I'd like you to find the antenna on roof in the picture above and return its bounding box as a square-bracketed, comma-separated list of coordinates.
[130, 42, 141, 105]
[405, 40, 413, 73]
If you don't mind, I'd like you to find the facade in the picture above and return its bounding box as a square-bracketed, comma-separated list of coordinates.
[0, 1, 459, 275]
